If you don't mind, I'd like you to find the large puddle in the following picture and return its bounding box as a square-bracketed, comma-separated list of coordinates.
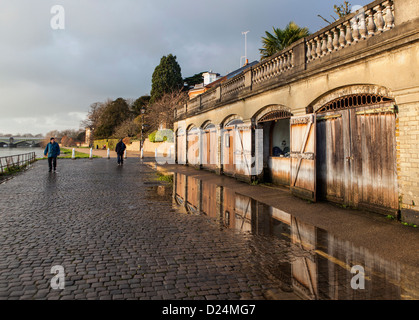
[147, 170, 419, 300]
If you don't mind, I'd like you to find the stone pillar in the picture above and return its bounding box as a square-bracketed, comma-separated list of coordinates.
[215, 124, 222, 175]
[244, 68, 252, 90]
[198, 128, 203, 169]
[253, 122, 264, 182]
[174, 130, 178, 164]
[184, 130, 188, 165]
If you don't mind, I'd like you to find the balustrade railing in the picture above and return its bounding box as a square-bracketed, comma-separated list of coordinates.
[252, 49, 294, 85]
[187, 97, 200, 112]
[177, 0, 399, 120]
[201, 88, 218, 105]
[306, 0, 394, 62]
[221, 73, 245, 97]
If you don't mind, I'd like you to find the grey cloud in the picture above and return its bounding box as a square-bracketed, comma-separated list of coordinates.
[0, 0, 371, 135]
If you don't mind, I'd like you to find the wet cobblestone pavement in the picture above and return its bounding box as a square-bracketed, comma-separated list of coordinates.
[0, 158, 299, 300]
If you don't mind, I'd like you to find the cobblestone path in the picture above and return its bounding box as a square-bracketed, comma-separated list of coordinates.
[0, 158, 298, 300]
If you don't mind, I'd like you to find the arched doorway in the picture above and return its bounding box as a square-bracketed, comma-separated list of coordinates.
[186, 125, 199, 166]
[315, 93, 398, 214]
[201, 122, 217, 171]
[176, 128, 186, 164]
[222, 118, 244, 176]
[257, 108, 293, 185]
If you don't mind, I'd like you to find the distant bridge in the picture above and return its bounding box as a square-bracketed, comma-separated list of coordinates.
[0, 137, 44, 148]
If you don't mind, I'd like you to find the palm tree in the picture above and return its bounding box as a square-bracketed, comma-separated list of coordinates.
[259, 22, 310, 60]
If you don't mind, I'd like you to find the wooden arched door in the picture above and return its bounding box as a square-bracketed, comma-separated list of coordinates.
[316, 94, 398, 214]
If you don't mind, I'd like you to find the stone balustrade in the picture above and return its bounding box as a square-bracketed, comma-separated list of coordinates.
[221, 73, 245, 97]
[306, 0, 394, 62]
[201, 88, 218, 105]
[252, 49, 294, 85]
[177, 0, 401, 120]
[187, 96, 200, 112]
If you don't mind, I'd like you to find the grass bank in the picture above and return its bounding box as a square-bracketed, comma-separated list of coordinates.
[36, 148, 100, 160]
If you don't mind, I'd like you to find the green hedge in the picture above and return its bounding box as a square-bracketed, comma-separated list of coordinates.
[93, 139, 119, 150]
[148, 131, 157, 143]
[149, 129, 174, 143]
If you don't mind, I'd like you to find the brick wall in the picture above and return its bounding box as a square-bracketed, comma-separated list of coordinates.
[397, 102, 419, 223]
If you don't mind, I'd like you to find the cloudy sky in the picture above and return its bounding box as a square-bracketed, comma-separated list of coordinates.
[0, 0, 370, 135]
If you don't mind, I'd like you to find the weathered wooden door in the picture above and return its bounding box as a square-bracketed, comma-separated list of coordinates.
[201, 129, 209, 166]
[352, 103, 398, 213]
[290, 114, 316, 201]
[316, 101, 398, 213]
[202, 129, 217, 169]
[176, 130, 186, 164]
[316, 112, 347, 203]
[187, 128, 199, 165]
[223, 128, 235, 174]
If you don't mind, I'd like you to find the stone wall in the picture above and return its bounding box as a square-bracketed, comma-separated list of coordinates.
[126, 139, 174, 156]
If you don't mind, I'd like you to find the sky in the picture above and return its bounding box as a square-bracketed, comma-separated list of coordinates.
[0, 0, 371, 136]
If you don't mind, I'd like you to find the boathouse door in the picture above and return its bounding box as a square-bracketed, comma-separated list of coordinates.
[316, 94, 398, 214]
[290, 114, 317, 202]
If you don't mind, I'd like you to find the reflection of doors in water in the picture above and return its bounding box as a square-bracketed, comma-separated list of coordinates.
[316, 96, 398, 213]
[201, 181, 217, 218]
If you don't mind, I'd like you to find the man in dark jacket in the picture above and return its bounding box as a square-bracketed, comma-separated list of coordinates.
[115, 139, 126, 165]
[44, 137, 61, 172]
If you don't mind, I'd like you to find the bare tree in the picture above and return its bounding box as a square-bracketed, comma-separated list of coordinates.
[80, 101, 108, 131]
[318, 1, 352, 24]
[112, 117, 140, 139]
[144, 90, 187, 133]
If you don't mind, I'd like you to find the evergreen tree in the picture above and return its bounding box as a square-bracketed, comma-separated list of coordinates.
[95, 98, 131, 138]
[150, 54, 183, 103]
[184, 72, 205, 88]
[132, 95, 151, 117]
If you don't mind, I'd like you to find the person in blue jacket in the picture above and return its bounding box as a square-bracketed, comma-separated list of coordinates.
[44, 137, 61, 172]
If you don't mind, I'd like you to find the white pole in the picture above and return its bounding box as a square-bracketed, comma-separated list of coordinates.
[107, 148, 110, 159]
[72, 148, 75, 159]
[155, 148, 158, 160]
[89, 148, 93, 159]
[140, 148, 144, 159]
[124, 149, 127, 159]
[242, 30, 250, 65]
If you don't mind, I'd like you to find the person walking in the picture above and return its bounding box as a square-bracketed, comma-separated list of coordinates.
[44, 137, 61, 172]
[115, 138, 126, 166]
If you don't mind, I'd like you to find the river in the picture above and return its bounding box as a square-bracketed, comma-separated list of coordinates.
[0, 147, 45, 159]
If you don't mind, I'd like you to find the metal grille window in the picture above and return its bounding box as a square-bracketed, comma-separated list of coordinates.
[316, 94, 393, 113]
[258, 110, 292, 122]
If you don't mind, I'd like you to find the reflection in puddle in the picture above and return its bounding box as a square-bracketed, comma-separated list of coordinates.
[150, 171, 419, 300]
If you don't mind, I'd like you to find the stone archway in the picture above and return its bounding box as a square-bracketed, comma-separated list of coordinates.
[175, 127, 186, 164]
[313, 85, 398, 214]
[252, 105, 293, 185]
[200, 121, 217, 170]
[220, 114, 243, 128]
[309, 84, 395, 113]
[253, 104, 292, 124]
